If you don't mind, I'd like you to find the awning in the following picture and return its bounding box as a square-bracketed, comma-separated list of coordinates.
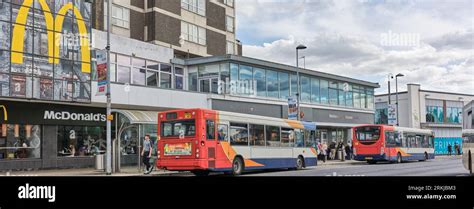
[112, 109, 158, 124]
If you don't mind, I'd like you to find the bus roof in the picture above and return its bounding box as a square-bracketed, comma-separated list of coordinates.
[463, 129, 474, 136]
[352, 124, 434, 135]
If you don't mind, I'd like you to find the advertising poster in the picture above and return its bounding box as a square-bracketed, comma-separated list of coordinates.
[96, 50, 107, 96]
[10, 75, 26, 97]
[288, 96, 297, 120]
[164, 143, 192, 156]
[387, 104, 397, 125]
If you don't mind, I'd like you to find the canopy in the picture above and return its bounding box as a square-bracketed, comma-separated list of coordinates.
[112, 109, 158, 124]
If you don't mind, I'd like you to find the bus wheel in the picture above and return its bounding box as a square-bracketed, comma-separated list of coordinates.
[367, 160, 376, 164]
[397, 153, 403, 163]
[192, 170, 210, 176]
[296, 156, 304, 170]
[469, 151, 472, 175]
[232, 157, 244, 176]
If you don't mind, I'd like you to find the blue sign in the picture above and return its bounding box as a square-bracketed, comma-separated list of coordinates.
[288, 97, 297, 120]
[434, 137, 463, 155]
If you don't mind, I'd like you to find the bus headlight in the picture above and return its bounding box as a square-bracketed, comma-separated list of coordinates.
[196, 148, 200, 153]
[196, 153, 199, 158]
[353, 148, 356, 155]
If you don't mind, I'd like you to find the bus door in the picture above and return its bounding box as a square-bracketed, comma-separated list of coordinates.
[205, 114, 217, 169]
[217, 122, 230, 166]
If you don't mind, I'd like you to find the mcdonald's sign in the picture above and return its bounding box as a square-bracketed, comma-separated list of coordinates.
[10, 0, 91, 73]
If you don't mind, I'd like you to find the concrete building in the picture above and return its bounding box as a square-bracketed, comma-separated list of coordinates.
[375, 84, 474, 154]
[463, 101, 474, 129]
[91, 0, 241, 58]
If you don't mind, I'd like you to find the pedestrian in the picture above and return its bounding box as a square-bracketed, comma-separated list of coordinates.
[141, 134, 153, 174]
[329, 141, 336, 160]
[447, 143, 452, 156]
[345, 144, 352, 160]
[454, 142, 461, 155]
[317, 142, 327, 163]
[322, 142, 328, 162]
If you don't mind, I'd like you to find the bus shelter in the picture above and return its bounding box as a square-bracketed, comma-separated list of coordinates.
[112, 109, 158, 173]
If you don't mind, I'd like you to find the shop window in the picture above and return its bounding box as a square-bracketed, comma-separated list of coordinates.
[57, 126, 106, 157]
[279, 72, 289, 100]
[0, 124, 41, 160]
[253, 68, 266, 97]
[301, 76, 311, 103]
[266, 70, 278, 98]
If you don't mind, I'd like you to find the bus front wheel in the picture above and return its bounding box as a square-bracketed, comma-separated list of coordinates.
[232, 157, 244, 176]
[396, 153, 403, 163]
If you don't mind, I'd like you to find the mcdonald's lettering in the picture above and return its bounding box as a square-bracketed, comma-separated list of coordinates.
[0, 105, 7, 121]
[11, 0, 91, 73]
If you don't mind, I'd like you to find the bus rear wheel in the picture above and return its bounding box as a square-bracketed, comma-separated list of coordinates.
[396, 153, 403, 163]
[296, 156, 304, 170]
[232, 157, 244, 176]
[192, 170, 210, 176]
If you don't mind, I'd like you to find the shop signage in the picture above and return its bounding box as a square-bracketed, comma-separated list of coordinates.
[11, 0, 91, 73]
[0, 100, 106, 126]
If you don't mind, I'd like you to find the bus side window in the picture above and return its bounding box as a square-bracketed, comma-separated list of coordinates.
[217, 124, 228, 141]
[206, 120, 215, 140]
[295, 130, 304, 147]
[394, 132, 401, 147]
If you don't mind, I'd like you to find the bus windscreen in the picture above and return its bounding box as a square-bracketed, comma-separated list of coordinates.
[161, 120, 196, 138]
[355, 126, 381, 142]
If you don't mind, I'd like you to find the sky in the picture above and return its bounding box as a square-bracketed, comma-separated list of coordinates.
[235, 0, 474, 95]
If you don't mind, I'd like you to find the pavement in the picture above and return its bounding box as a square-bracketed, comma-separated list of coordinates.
[0, 155, 467, 177]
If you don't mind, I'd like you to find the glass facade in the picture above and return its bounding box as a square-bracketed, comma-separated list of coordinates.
[0, 0, 92, 103]
[426, 106, 444, 123]
[0, 124, 41, 160]
[187, 62, 376, 109]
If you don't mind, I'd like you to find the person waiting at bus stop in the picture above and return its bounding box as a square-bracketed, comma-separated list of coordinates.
[141, 135, 153, 175]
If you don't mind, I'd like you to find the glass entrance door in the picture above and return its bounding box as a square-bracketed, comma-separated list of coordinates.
[199, 77, 219, 94]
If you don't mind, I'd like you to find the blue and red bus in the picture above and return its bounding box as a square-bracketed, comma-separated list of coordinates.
[352, 125, 435, 164]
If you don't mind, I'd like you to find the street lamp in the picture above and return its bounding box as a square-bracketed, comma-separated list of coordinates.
[296, 44, 307, 121]
[395, 73, 404, 126]
[387, 73, 394, 105]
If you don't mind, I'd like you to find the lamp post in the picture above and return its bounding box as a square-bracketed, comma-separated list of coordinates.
[387, 73, 393, 105]
[296, 44, 307, 121]
[106, 0, 112, 175]
[300, 56, 306, 69]
[395, 73, 404, 126]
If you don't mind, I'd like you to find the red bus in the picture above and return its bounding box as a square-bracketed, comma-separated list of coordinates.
[352, 125, 435, 164]
[156, 108, 318, 176]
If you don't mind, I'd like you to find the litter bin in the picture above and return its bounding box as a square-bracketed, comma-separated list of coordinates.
[337, 150, 342, 161]
[95, 154, 105, 170]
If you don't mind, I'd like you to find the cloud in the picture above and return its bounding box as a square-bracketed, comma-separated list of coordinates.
[237, 0, 474, 95]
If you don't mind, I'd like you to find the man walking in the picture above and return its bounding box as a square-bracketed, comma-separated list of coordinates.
[141, 134, 153, 174]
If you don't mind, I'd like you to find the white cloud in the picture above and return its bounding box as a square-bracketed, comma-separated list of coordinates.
[237, 0, 474, 95]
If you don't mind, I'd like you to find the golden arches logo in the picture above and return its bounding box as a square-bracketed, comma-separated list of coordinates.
[0, 105, 7, 121]
[11, 0, 91, 73]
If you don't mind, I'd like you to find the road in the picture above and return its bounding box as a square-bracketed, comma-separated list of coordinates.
[156, 156, 470, 177]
